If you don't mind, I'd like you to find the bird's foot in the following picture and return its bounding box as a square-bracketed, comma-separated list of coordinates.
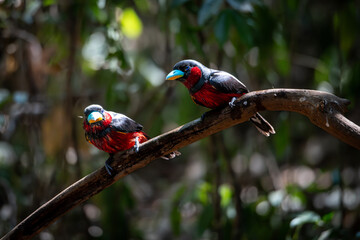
[105, 155, 114, 175]
[134, 136, 140, 153]
[229, 97, 237, 108]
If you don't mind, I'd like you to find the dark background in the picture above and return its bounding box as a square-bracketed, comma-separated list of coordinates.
[0, 0, 360, 239]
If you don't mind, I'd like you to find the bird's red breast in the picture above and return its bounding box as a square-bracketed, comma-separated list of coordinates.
[87, 130, 148, 154]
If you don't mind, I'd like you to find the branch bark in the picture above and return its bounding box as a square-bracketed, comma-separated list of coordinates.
[2, 89, 360, 240]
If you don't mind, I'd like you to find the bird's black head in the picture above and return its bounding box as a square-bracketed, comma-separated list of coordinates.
[166, 59, 206, 82]
[84, 104, 105, 125]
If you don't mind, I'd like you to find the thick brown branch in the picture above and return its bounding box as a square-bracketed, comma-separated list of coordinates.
[2, 89, 359, 240]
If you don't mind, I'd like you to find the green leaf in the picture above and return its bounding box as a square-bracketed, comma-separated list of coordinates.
[273, 112, 290, 158]
[197, 0, 223, 26]
[170, 205, 182, 235]
[219, 184, 232, 207]
[290, 211, 321, 228]
[231, 11, 253, 46]
[173, 185, 187, 201]
[322, 212, 334, 223]
[119, 8, 143, 39]
[196, 182, 212, 205]
[286, 185, 306, 204]
[215, 11, 231, 46]
[43, 0, 57, 6]
[196, 204, 214, 237]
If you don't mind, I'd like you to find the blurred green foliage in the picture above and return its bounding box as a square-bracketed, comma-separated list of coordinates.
[0, 0, 360, 239]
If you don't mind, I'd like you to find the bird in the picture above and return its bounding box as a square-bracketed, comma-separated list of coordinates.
[166, 59, 275, 136]
[83, 104, 180, 175]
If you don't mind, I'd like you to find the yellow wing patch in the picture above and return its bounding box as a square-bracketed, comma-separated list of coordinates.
[116, 131, 127, 134]
[191, 95, 197, 104]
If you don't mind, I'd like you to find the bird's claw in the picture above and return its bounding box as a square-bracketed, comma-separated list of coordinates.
[105, 156, 114, 175]
[134, 136, 139, 153]
[229, 97, 237, 108]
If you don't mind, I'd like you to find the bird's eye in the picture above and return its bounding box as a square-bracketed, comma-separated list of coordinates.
[184, 66, 190, 71]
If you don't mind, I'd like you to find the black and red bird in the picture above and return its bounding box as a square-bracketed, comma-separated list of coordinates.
[83, 104, 180, 175]
[166, 59, 275, 136]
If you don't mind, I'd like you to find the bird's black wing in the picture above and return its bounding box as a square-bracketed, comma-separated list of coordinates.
[108, 111, 143, 133]
[208, 71, 249, 94]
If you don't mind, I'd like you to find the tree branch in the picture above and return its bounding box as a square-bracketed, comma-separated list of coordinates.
[2, 89, 359, 240]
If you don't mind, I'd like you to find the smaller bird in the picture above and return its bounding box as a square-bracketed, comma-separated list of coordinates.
[166, 59, 275, 136]
[83, 104, 180, 175]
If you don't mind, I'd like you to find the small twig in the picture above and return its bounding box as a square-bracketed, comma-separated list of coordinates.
[2, 89, 359, 240]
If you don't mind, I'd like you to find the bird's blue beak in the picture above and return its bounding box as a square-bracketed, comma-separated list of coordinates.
[87, 111, 103, 124]
[166, 70, 184, 80]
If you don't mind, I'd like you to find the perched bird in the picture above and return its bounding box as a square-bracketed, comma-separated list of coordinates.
[83, 104, 180, 175]
[166, 59, 275, 136]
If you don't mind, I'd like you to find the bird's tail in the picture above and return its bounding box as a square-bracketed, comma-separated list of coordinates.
[250, 112, 276, 137]
[161, 150, 181, 160]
